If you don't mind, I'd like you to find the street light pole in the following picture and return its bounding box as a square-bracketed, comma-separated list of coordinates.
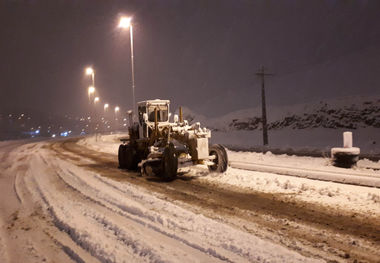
[115, 106, 120, 131]
[86, 67, 95, 87]
[129, 24, 136, 116]
[91, 71, 95, 87]
[94, 96, 100, 141]
[86, 67, 96, 104]
[118, 17, 136, 119]
[88, 86, 95, 103]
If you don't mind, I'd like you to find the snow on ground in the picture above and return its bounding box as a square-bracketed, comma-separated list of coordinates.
[78, 133, 121, 154]
[81, 134, 380, 220]
[5, 141, 318, 262]
[198, 167, 380, 219]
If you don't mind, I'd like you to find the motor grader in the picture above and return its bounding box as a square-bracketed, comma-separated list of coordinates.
[118, 99, 228, 180]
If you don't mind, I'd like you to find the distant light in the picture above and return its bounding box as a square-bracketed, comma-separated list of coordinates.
[52, 134, 56, 138]
[85, 67, 94, 75]
[118, 17, 132, 29]
[88, 86, 95, 94]
[94, 97, 100, 103]
[115, 106, 120, 113]
[104, 103, 109, 110]
[35, 129, 40, 134]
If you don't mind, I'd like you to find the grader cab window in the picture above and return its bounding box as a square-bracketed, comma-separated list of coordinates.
[138, 106, 147, 125]
[148, 105, 168, 122]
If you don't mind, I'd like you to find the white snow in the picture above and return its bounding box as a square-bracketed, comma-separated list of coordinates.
[331, 147, 360, 155]
[199, 167, 380, 219]
[2, 133, 379, 262]
[5, 141, 318, 262]
[81, 134, 380, 220]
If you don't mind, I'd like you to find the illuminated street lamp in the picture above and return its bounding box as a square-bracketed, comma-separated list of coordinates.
[85, 67, 95, 87]
[104, 103, 109, 111]
[114, 106, 120, 130]
[93, 95, 100, 140]
[88, 86, 95, 102]
[118, 16, 136, 117]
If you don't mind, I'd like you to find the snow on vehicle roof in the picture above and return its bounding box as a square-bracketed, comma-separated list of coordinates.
[138, 99, 170, 105]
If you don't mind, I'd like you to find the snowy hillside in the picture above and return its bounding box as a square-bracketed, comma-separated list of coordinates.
[180, 97, 380, 154]
[182, 96, 380, 131]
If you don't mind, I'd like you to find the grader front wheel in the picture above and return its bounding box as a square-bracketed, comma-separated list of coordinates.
[208, 144, 228, 173]
[161, 143, 178, 180]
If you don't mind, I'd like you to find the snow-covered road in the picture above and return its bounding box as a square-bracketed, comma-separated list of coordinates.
[0, 135, 379, 262]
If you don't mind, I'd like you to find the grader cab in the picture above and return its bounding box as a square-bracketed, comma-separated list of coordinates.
[118, 99, 228, 180]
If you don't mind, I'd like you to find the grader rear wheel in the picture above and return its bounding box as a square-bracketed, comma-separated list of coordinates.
[161, 143, 178, 180]
[208, 144, 228, 173]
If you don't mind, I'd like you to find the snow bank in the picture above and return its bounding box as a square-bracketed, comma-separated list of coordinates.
[198, 167, 380, 219]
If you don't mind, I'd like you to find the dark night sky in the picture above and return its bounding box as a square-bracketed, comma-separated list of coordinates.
[0, 0, 380, 117]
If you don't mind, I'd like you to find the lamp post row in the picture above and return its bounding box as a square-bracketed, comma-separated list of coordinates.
[84, 16, 135, 123]
[85, 66, 120, 116]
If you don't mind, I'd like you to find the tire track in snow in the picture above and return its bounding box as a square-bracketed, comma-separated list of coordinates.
[31, 156, 170, 263]
[45, 143, 318, 262]
[51, 157, 242, 262]
[33, 153, 234, 263]
[58, 137, 380, 262]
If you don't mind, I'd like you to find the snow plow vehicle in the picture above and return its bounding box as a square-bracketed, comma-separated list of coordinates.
[118, 99, 228, 180]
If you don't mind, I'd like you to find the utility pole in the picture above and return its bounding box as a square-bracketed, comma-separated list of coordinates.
[256, 66, 274, 146]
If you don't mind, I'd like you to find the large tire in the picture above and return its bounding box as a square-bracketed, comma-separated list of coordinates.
[118, 144, 127, 169]
[125, 145, 138, 170]
[332, 153, 359, 168]
[118, 144, 126, 168]
[208, 144, 228, 173]
[161, 143, 178, 180]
